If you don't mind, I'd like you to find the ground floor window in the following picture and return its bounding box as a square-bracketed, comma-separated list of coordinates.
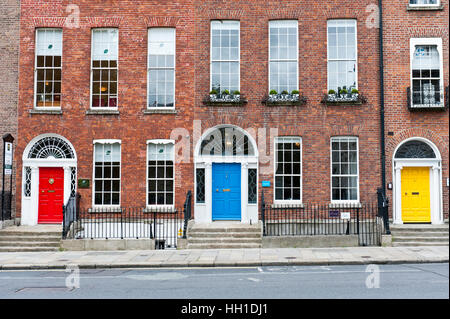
[93, 142, 121, 206]
[275, 137, 302, 202]
[331, 136, 359, 202]
[147, 141, 174, 207]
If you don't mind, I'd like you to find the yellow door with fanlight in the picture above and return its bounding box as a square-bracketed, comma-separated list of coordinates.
[401, 167, 431, 223]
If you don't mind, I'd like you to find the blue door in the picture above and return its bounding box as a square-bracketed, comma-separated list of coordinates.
[212, 163, 241, 220]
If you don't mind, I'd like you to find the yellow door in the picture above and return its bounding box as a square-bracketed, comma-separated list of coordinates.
[401, 167, 431, 223]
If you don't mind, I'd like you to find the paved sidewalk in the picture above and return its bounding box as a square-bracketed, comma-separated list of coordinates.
[0, 246, 448, 270]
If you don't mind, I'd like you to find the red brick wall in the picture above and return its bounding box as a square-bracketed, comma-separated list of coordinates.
[0, 0, 19, 217]
[383, 0, 449, 220]
[193, 1, 382, 206]
[17, 1, 196, 215]
[19, 0, 442, 219]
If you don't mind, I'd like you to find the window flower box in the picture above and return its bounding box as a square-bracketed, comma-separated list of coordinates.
[262, 93, 307, 106]
[322, 91, 366, 105]
[203, 92, 247, 106]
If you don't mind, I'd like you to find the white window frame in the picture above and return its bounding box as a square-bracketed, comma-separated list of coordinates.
[146, 139, 175, 209]
[327, 19, 358, 92]
[330, 136, 360, 204]
[90, 28, 119, 110]
[147, 28, 176, 110]
[210, 20, 241, 93]
[92, 139, 122, 209]
[34, 28, 63, 110]
[268, 20, 299, 94]
[410, 38, 444, 107]
[274, 136, 303, 204]
[409, 0, 440, 7]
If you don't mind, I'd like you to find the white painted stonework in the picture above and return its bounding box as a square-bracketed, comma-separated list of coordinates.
[21, 134, 77, 226]
[392, 137, 443, 225]
[194, 125, 259, 224]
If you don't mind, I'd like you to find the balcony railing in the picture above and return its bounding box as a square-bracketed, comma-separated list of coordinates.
[407, 86, 448, 110]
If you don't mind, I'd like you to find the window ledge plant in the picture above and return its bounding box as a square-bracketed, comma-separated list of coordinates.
[203, 89, 247, 106]
[262, 90, 307, 106]
[322, 88, 366, 105]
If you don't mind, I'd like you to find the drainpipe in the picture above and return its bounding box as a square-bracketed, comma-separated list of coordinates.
[378, 0, 390, 234]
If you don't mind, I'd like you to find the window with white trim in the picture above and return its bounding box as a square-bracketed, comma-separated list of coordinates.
[411, 40, 443, 106]
[148, 28, 175, 108]
[409, 0, 439, 6]
[327, 20, 357, 93]
[269, 20, 298, 94]
[91, 28, 118, 108]
[35, 29, 62, 108]
[275, 137, 302, 202]
[331, 137, 359, 202]
[93, 142, 121, 206]
[147, 141, 174, 207]
[211, 20, 240, 93]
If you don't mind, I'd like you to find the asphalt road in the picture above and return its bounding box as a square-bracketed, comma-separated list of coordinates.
[0, 263, 448, 299]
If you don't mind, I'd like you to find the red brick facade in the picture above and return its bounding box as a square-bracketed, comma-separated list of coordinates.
[15, 0, 448, 222]
[383, 0, 449, 220]
[0, 0, 19, 218]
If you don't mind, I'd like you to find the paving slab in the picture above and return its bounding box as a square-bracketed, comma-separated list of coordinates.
[0, 246, 447, 270]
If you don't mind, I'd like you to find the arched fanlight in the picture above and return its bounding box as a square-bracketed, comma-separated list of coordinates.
[395, 140, 436, 159]
[200, 127, 255, 156]
[28, 136, 75, 159]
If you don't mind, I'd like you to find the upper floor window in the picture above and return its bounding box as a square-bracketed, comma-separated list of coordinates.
[148, 28, 175, 109]
[269, 20, 298, 94]
[91, 28, 118, 109]
[411, 38, 444, 107]
[35, 29, 62, 108]
[331, 137, 359, 203]
[327, 20, 357, 93]
[409, 0, 439, 6]
[211, 20, 240, 94]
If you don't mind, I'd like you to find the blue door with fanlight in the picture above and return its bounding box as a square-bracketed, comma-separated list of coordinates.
[212, 163, 241, 220]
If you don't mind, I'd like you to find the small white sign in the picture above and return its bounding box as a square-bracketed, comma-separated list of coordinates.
[5, 169, 12, 175]
[5, 142, 12, 166]
[341, 212, 351, 220]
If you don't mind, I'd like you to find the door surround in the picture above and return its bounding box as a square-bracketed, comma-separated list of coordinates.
[21, 134, 77, 226]
[392, 137, 443, 225]
[194, 125, 259, 224]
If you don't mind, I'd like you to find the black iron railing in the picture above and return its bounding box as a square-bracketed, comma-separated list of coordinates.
[62, 192, 191, 249]
[407, 86, 447, 110]
[183, 190, 192, 239]
[0, 191, 13, 221]
[260, 191, 384, 246]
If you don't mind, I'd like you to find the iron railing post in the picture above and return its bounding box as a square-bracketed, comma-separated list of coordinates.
[261, 190, 266, 236]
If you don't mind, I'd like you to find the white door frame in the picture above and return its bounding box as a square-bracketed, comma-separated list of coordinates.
[21, 134, 77, 226]
[392, 137, 443, 225]
[194, 125, 259, 224]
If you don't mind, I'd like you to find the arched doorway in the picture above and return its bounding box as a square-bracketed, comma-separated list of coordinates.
[194, 125, 259, 224]
[21, 134, 77, 225]
[392, 138, 443, 224]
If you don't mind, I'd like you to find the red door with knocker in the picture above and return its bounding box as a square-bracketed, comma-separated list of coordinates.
[38, 167, 64, 224]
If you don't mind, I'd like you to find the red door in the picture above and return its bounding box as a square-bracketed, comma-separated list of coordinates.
[38, 167, 64, 224]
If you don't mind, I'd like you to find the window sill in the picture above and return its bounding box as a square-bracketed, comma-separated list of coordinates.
[143, 207, 177, 213]
[271, 203, 304, 209]
[143, 109, 178, 115]
[329, 202, 362, 209]
[322, 94, 366, 106]
[407, 4, 444, 11]
[86, 109, 120, 115]
[29, 109, 63, 115]
[88, 207, 123, 213]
